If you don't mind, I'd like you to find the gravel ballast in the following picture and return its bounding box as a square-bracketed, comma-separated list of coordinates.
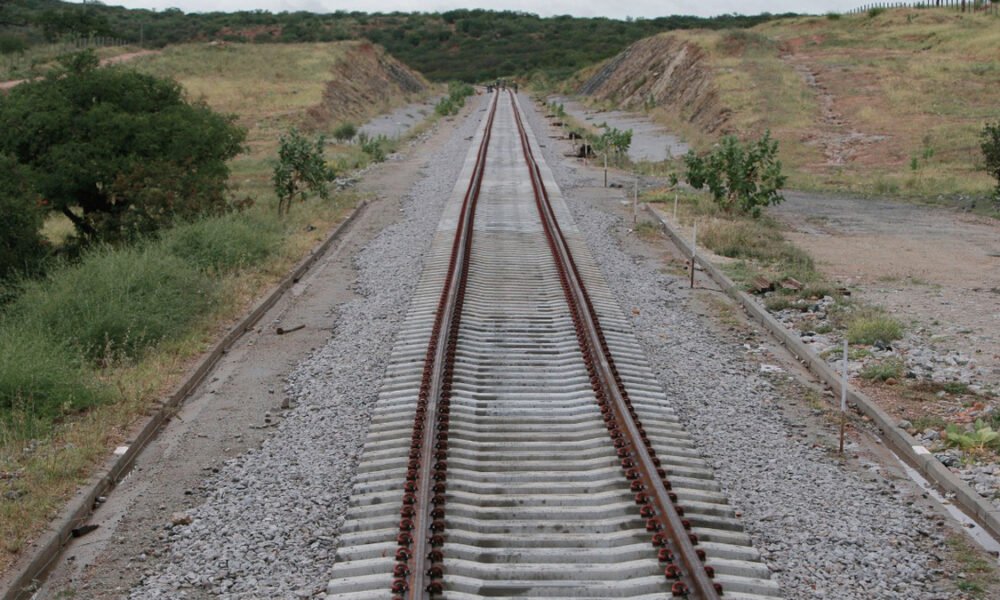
[518, 95, 957, 599]
[130, 94, 963, 600]
[129, 100, 486, 599]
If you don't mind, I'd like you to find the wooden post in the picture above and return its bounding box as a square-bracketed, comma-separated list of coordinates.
[603, 153, 608, 188]
[839, 339, 848, 454]
[672, 193, 678, 223]
[689, 222, 697, 289]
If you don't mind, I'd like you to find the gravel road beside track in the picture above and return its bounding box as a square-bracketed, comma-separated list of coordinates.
[520, 94, 961, 599]
[127, 98, 487, 599]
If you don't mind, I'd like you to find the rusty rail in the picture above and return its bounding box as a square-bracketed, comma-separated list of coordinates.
[508, 91, 722, 599]
[391, 91, 499, 600]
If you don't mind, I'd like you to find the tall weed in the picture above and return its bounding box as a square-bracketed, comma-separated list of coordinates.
[0, 321, 108, 423]
[9, 246, 217, 363]
[161, 213, 282, 273]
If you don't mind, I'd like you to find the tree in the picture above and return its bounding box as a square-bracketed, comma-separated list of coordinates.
[273, 128, 335, 216]
[981, 121, 1000, 201]
[0, 52, 247, 243]
[683, 131, 787, 218]
[0, 154, 47, 286]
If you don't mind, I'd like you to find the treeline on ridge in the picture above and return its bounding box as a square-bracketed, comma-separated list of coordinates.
[0, 0, 795, 81]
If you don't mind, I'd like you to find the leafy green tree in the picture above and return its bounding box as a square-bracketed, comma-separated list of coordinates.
[0, 52, 247, 243]
[683, 131, 787, 218]
[0, 154, 47, 286]
[981, 121, 1000, 201]
[273, 128, 336, 216]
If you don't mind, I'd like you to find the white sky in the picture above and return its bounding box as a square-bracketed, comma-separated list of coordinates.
[89, 1, 862, 19]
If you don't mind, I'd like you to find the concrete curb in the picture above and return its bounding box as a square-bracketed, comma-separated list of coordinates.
[645, 204, 1000, 542]
[1, 200, 369, 600]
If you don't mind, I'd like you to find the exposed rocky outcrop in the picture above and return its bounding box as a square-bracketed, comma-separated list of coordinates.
[578, 34, 731, 135]
[307, 42, 430, 127]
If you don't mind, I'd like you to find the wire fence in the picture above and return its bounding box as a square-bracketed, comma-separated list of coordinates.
[1, 35, 132, 80]
[848, 1, 1000, 14]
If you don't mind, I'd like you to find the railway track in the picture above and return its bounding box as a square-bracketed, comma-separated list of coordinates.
[325, 91, 782, 599]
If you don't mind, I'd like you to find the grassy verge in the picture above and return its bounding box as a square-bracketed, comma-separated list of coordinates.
[0, 41, 438, 574]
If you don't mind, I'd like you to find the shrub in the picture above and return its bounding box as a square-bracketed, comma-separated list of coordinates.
[590, 126, 633, 159]
[435, 97, 457, 116]
[846, 310, 903, 345]
[160, 213, 282, 273]
[333, 122, 357, 142]
[684, 132, 787, 218]
[0, 154, 47, 283]
[9, 245, 217, 363]
[868, 7, 886, 18]
[357, 132, 395, 163]
[0, 34, 28, 55]
[981, 121, 1000, 200]
[860, 358, 905, 382]
[0, 51, 246, 243]
[0, 321, 108, 423]
[273, 128, 336, 216]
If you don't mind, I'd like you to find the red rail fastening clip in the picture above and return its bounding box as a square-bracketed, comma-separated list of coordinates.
[391, 579, 408, 594]
[704, 566, 715, 578]
[671, 581, 689, 597]
[393, 563, 409, 577]
[395, 547, 411, 562]
[645, 518, 662, 532]
[657, 548, 674, 563]
[664, 564, 682, 579]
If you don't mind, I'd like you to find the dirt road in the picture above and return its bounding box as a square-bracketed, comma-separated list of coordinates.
[774, 191, 1000, 391]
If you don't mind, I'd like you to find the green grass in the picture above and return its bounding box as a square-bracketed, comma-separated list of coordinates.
[860, 358, 905, 381]
[0, 321, 109, 426]
[8, 246, 218, 364]
[160, 213, 282, 274]
[846, 309, 904, 345]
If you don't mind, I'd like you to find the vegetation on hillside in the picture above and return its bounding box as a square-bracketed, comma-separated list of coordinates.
[0, 40, 434, 568]
[0, 0, 793, 81]
[577, 9, 1000, 203]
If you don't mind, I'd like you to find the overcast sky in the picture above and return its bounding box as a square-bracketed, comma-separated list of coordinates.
[94, 1, 862, 19]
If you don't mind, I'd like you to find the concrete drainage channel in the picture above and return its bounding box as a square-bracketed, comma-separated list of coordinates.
[325, 92, 780, 599]
[644, 205, 1000, 549]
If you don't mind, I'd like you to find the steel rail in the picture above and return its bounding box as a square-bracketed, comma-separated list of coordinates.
[508, 91, 723, 600]
[390, 91, 500, 600]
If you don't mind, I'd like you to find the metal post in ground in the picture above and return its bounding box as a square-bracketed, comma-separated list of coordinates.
[690, 222, 697, 289]
[603, 152, 608, 188]
[840, 339, 848, 454]
[632, 176, 638, 224]
[673, 193, 678, 223]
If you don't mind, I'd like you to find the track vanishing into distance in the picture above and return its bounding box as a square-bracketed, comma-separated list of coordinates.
[325, 91, 782, 600]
